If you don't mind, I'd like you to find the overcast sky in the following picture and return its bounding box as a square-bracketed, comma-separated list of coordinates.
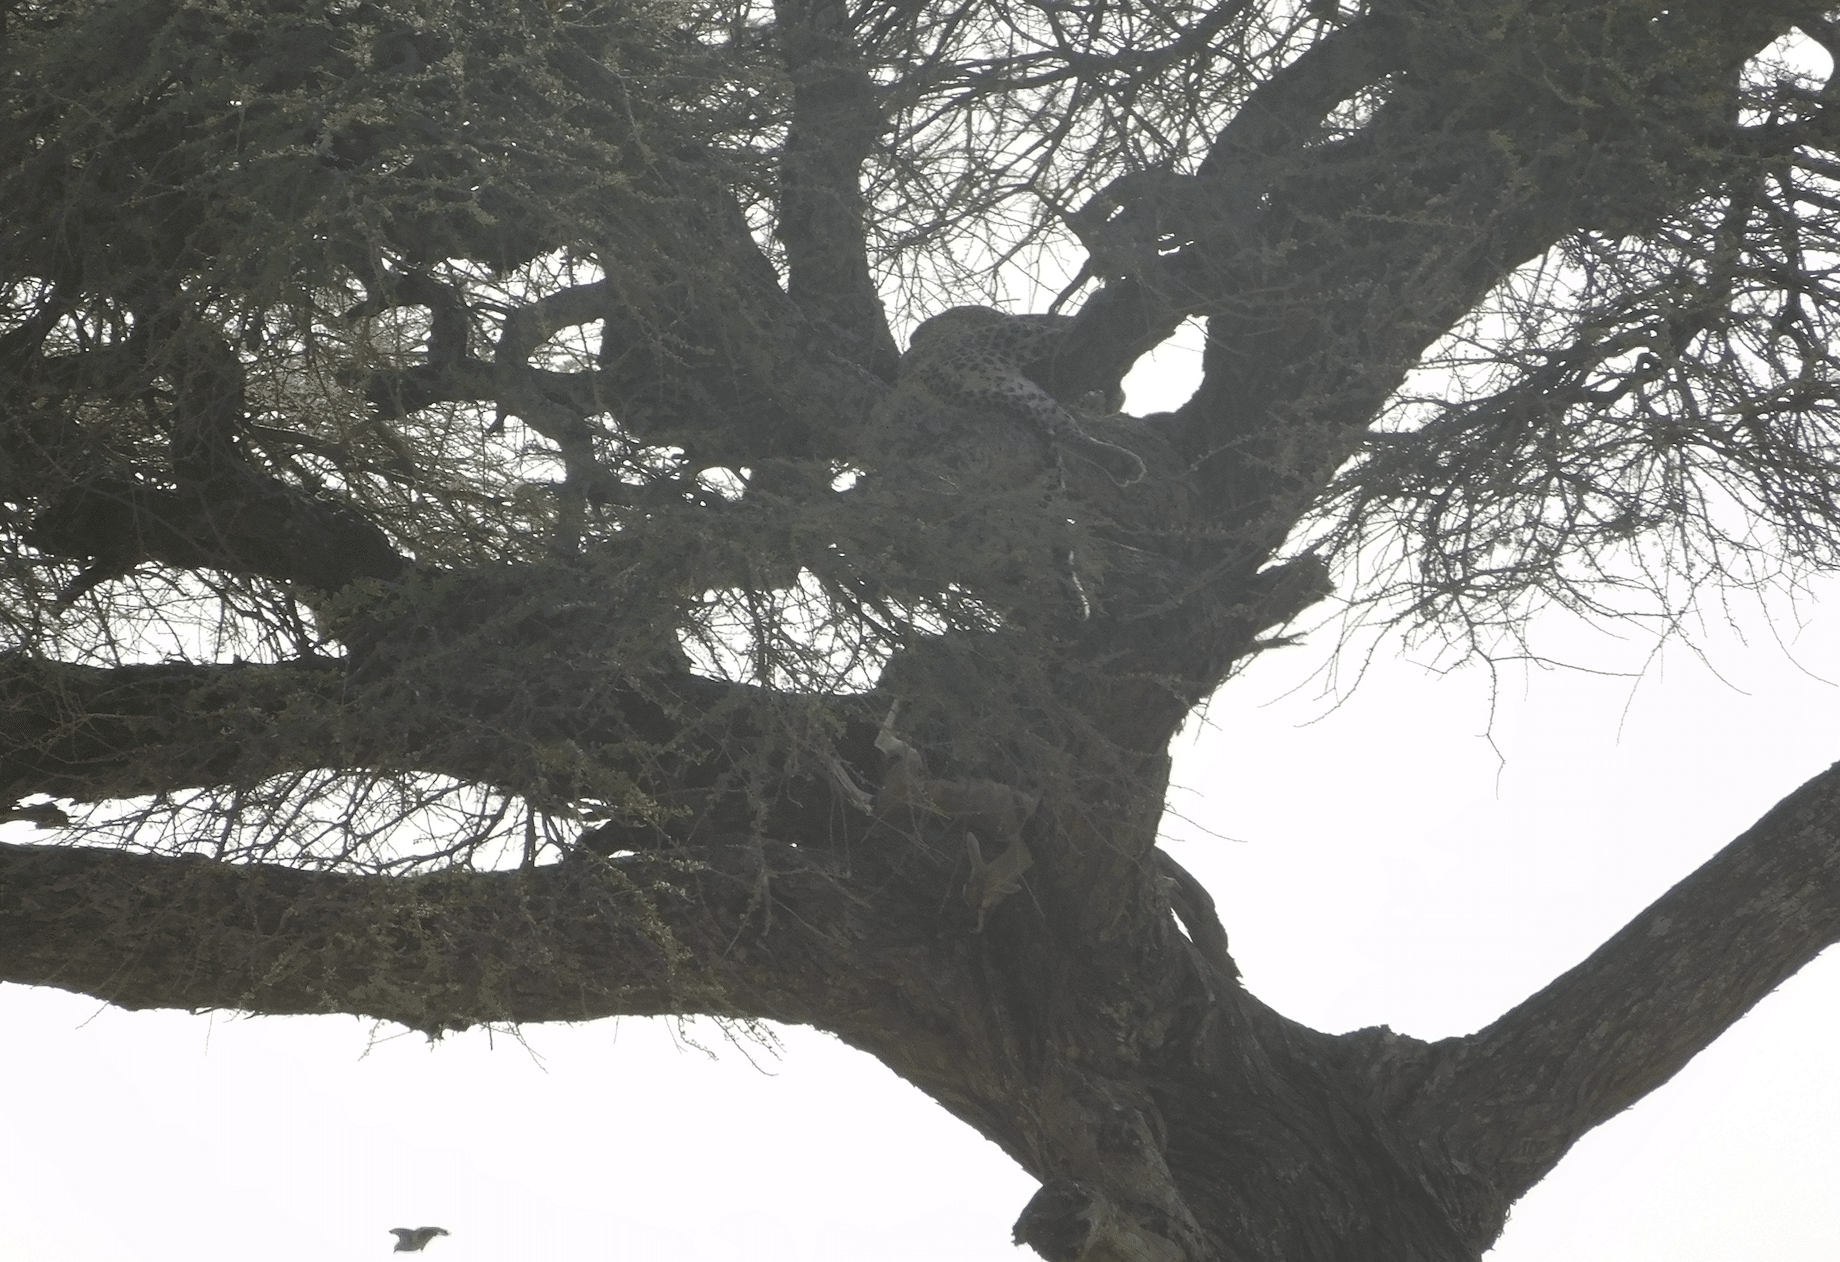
[7, 351, 1840, 1261]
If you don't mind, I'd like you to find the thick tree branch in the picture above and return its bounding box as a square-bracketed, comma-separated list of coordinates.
[1047, 18, 1406, 406]
[17, 318, 407, 596]
[23, 471, 408, 597]
[0, 656, 354, 804]
[1200, 17, 1399, 178]
[1138, 3, 1804, 565]
[0, 838, 866, 1033]
[774, 0, 901, 381]
[360, 261, 887, 464]
[1412, 759, 1840, 1202]
[0, 647, 860, 834]
[0, 824, 1244, 1262]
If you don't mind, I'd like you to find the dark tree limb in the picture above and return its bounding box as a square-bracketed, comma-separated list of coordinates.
[1410, 759, 1840, 1203]
[354, 258, 887, 464]
[0, 837, 867, 1032]
[774, 0, 901, 381]
[21, 316, 408, 596]
[495, 280, 615, 366]
[0, 656, 389, 804]
[343, 270, 471, 367]
[1061, 0, 1804, 475]
[1046, 18, 1413, 406]
[0, 649, 832, 817]
[1198, 15, 1403, 178]
[23, 471, 408, 597]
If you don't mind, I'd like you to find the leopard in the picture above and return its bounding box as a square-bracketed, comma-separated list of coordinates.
[896, 306, 1144, 486]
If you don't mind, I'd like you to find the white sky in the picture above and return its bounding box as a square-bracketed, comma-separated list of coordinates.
[7, 351, 1840, 1260]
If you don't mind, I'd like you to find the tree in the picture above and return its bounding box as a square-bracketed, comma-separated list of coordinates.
[3, 0, 1840, 1258]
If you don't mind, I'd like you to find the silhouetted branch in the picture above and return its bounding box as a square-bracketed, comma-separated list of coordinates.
[1415, 760, 1840, 1201]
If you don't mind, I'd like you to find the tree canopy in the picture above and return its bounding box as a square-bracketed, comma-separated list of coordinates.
[5, 1, 1840, 1259]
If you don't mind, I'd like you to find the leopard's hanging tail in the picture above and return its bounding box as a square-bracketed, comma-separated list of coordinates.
[1059, 422, 1146, 486]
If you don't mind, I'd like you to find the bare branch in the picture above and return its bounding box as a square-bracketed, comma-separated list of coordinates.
[1413, 760, 1840, 1201]
[774, 0, 902, 380]
[0, 837, 863, 1032]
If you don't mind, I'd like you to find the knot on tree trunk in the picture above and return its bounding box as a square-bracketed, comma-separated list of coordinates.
[1013, 1178, 1186, 1262]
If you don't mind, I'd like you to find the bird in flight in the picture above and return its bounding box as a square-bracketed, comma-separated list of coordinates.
[390, 1227, 450, 1252]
